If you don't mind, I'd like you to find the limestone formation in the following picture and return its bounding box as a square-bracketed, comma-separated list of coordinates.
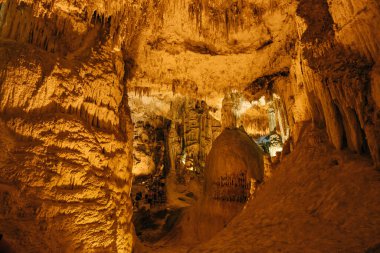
[0, 0, 140, 251]
[197, 128, 264, 242]
[0, 0, 379, 252]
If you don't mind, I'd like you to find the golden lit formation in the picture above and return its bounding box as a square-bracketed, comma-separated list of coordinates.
[0, 0, 379, 252]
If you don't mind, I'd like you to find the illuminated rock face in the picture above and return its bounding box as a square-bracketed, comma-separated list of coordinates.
[298, 0, 380, 167]
[0, 0, 142, 251]
[0, 40, 134, 252]
[0, 0, 379, 252]
[130, 97, 222, 176]
[267, 0, 380, 167]
[198, 128, 264, 241]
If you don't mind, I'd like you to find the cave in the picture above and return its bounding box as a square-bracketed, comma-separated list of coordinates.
[0, 0, 379, 252]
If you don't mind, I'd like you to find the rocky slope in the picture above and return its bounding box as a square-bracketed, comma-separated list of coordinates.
[136, 125, 380, 253]
[193, 125, 380, 253]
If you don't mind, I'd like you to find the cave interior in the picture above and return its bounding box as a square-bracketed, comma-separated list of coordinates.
[0, 0, 379, 252]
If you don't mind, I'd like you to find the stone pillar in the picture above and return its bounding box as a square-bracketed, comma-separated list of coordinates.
[268, 107, 276, 133]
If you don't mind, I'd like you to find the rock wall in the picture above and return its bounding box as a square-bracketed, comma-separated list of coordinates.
[132, 118, 166, 176]
[292, 0, 380, 166]
[0, 40, 134, 253]
[256, 0, 380, 167]
[0, 0, 149, 251]
[167, 99, 222, 176]
[128, 94, 221, 177]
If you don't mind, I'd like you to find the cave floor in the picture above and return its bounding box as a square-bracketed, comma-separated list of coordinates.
[135, 126, 380, 253]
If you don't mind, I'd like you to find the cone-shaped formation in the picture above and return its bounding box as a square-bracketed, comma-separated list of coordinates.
[198, 128, 264, 241]
[205, 128, 264, 187]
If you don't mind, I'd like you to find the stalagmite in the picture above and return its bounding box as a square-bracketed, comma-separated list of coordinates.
[197, 128, 264, 241]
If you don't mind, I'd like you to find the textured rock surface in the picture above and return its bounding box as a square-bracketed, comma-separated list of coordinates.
[0, 0, 141, 251]
[0, 41, 135, 252]
[193, 126, 380, 253]
[134, 126, 380, 253]
[128, 0, 297, 102]
[129, 95, 222, 176]
[290, 0, 380, 166]
[0, 0, 379, 252]
[198, 128, 264, 241]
